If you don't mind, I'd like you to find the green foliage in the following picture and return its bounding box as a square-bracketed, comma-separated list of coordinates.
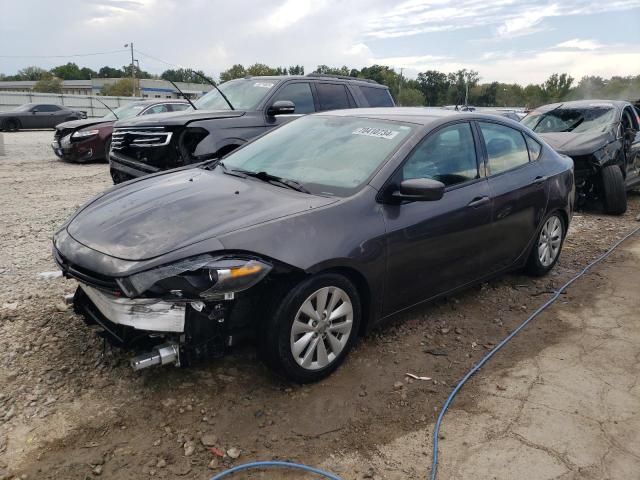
[50, 62, 97, 80]
[288, 65, 305, 75]
[219, 64, 247, 82]
[100, 78, 135, 97]
[417, 70, 449, 106]
[397, 87, 425, 106]
[98, 66, 125, 78]
[33, 74, 62, 93]
[542, 73, 574, 103]
[161, 68, 209, 84]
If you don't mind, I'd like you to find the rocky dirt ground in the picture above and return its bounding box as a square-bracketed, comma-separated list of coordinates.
[0, 130, 639, 480]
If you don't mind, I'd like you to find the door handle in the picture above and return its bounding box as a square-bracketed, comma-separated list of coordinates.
[533, 175, 547, 185]
[468, 196, 490, 208]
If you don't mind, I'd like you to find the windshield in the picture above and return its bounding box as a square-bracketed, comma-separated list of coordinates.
[522, 106, 616, 134]
[102, 103, 148, 121]
[195, 79, 278, 111]
[15, 104, 34, 111]
[217, 115, 415, 196]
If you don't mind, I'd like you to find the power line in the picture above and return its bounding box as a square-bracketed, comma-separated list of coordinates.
[0, 49, 128, 59]
[134, 49, 177, 67]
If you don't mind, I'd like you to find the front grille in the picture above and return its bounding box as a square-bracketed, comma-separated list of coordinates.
[111, 127, 172, 150]
[53, 247, 121, 293]
[54, 128, 74, 141]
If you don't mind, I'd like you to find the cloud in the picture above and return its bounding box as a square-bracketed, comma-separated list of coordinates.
[554, 38, 602, 50]
[366, 0, 640, 38]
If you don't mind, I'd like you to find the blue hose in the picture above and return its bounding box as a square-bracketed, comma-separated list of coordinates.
[210, 225, 640, 480]
[428, 224, 640, 480]
[209, 460, 343, 479]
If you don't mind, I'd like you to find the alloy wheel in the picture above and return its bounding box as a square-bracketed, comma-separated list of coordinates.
[290, 286, 354, 371]
[538, 215, 563, 267]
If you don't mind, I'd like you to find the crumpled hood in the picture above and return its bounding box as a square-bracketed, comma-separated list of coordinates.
[55, 118, 113, 131]
[66, 168, 337, 261]
[114, 109, 246, 128]
[540, 130, 616, 156]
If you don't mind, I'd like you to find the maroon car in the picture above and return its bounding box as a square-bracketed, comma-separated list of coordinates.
[51, 99, 191, 163]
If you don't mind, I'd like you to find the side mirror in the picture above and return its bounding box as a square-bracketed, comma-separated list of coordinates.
[392, 178, 445, 202]
[267, 100, 295, 116]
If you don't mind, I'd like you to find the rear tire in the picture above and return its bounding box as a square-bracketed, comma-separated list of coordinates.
[600, 165, 627, 215]
[525, 212, 565, 276]
[262, 273, 361, 383]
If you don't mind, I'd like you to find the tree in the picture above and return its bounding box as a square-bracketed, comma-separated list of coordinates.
[417, 70, 450, 106]
[98, 66, 125, 78]
[542, 73, 574, 103]
[161, 68, 209, 84]
[219, 64, 247, 82]
[16, 66, 49, 81]
[313, 65, 351, 76]
[101, 78, 135, 96]
[50, 62, 96, 80]
[288, 65, 304, 75]
[33, 74, 63, 93]
[246, 63, 280, 76]
[397, 87, 425, 106]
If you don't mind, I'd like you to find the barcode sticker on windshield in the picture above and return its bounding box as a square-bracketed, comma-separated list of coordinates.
[254, 82, 274, 88]
[352, 127, 399, 139]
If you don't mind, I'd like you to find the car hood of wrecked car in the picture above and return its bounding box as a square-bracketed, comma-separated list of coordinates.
[539, 129, 617, 157]
[62, 168, 338, 262]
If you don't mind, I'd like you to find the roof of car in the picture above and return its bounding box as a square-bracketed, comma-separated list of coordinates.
[129, 99, 190, 105]
[315, 107, 523, 126]
[535, 99, 630, 111]
[229, 74, 389, 88]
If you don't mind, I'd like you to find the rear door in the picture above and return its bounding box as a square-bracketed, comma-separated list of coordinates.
[264, 81, 316, 130]
[382, 121, 494, 315]
[477, 121, 549, 269]
[315, 83, 355, 112]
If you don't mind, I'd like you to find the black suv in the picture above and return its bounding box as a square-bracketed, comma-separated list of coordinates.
[109, 74, 395, 183]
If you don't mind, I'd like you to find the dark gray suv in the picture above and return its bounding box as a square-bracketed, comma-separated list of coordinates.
[109, 74, 395, 183]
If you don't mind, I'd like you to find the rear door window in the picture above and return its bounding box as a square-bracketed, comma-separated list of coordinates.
[525, 136, 542, 161]
[479, 122, 530, 174]
[402, 122, 479, 187]
[359, 86, 394, 107]
[316, 83, 351, 111]
[170, 103, 191, 112]
[271, 82, 315, 114]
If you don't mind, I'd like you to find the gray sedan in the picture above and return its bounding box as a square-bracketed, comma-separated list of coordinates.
[0, 103, 86, 131]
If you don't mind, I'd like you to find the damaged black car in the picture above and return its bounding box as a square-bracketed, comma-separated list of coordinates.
[53, 108, 573, 382]
[522, 100, 640, 214]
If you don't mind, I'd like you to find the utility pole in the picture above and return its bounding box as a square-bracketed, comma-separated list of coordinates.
[124, 42, 135, 96]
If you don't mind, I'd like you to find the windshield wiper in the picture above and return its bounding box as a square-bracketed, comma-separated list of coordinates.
[189, 70, 235, 111]
[232, 169, 310, 193]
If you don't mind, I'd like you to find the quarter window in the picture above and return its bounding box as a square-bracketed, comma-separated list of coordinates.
[316, 83, 351, 111]
[271, 82, 315, 114]
[359, 86, 394, 107]
[479, 122, 529, 175]
[525, 136, 542, 161]
[402, 123, 478, 187]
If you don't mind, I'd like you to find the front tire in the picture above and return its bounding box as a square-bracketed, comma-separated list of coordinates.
[3, 118, 20, 132]
[600, 165, 627, 215]
[525, 213, 565, 276]
[263, 273, 361, 383]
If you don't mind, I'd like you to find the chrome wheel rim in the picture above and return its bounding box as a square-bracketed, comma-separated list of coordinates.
[538, 216, 563, 267]
[290, 286, 353, 371]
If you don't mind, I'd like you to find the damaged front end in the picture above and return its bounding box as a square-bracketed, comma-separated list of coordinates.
[55, 247, 279, 370]
[566, 140, 623, 204]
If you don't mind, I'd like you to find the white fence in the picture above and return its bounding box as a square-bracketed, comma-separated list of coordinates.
[0, 91, 143, 118]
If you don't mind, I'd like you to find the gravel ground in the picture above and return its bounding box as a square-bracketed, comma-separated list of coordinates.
[0, 130, 639, 479]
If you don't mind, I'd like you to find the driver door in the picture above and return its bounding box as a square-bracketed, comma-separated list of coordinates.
[382, 121, 494, 316]
[265, 81, 316, 130]
[621, 106, 640, 186]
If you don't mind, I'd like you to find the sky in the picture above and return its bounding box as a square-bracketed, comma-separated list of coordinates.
[1, 0, 639, 84]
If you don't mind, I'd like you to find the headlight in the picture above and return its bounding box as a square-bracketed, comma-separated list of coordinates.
[116, 255, 272, 299]
[72, 129, 99, 139]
